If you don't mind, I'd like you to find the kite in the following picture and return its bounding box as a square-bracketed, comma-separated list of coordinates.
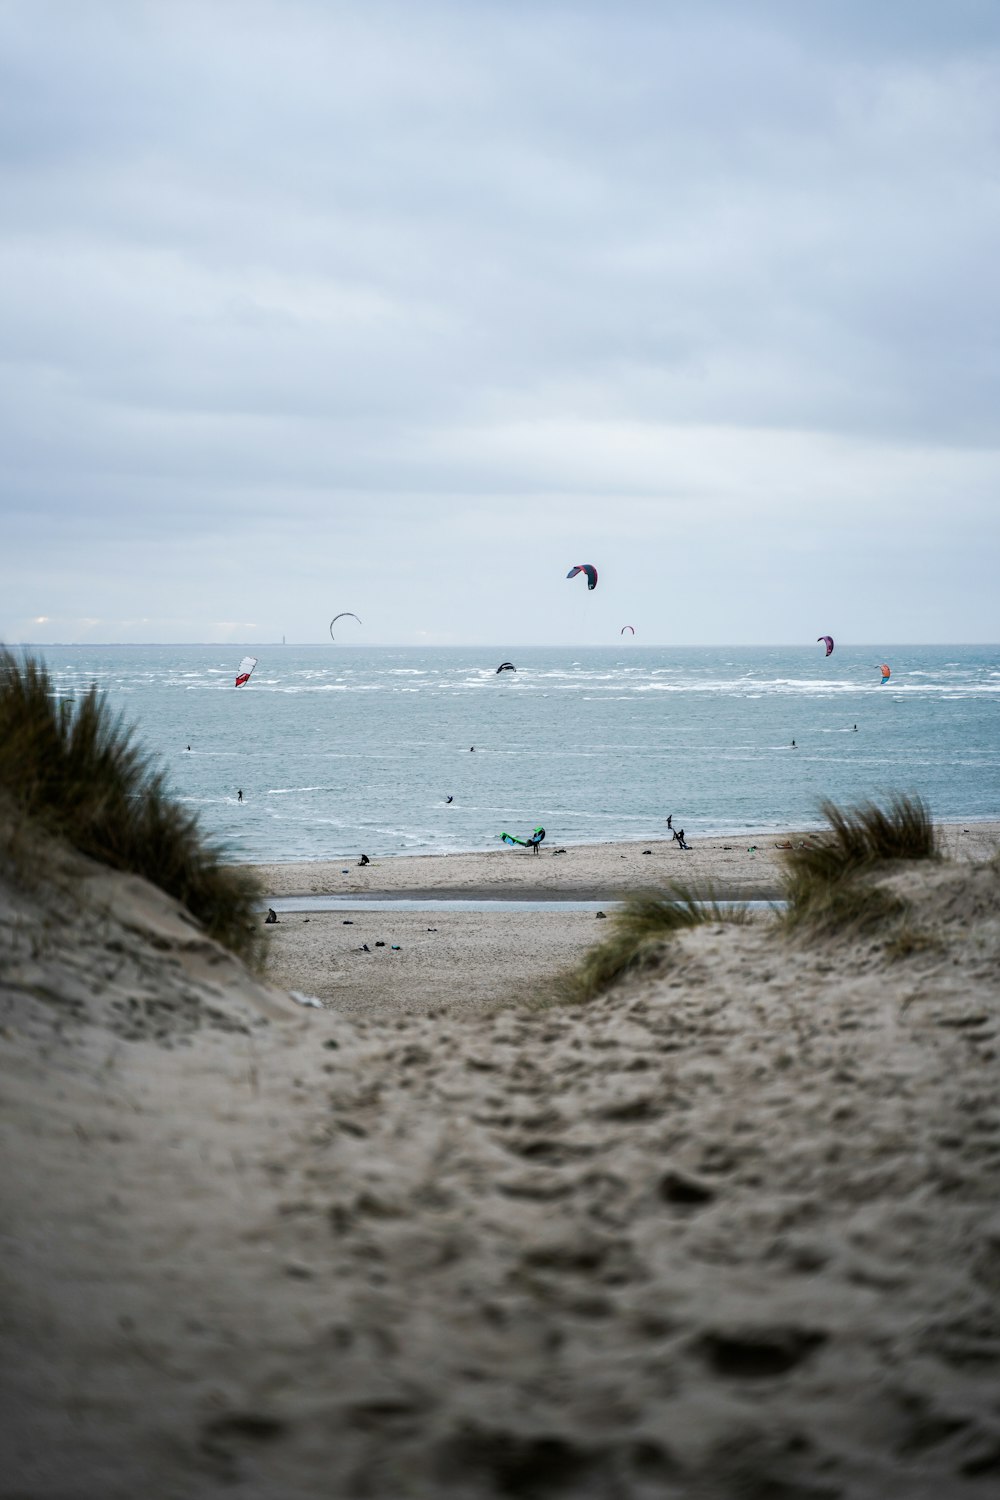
[566, 564, 598, 591]
[817, 635, 834, 657]
[879, 662, 891, 684]
[330, 613, 362, 639]
[621, 625, 635, 636]
[500, 827, 546, 850]
[496, 661, 517, 673]
[235, 656, 257, 688]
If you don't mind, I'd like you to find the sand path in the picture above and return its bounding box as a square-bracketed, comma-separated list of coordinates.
[3, 819, 1000, 1497]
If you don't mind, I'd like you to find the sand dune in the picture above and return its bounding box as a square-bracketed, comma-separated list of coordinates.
[2, 818, 999, 1498]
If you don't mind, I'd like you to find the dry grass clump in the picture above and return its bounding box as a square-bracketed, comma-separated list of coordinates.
[551, 886, 750, 1005]
[0, 649, 263, 966]
[883, 923, 944, 962]
[781, 794, 937, 939]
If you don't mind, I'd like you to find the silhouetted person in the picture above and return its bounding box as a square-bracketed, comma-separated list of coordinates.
[264, 908, 278, 924]
[527, 827, 546, 855]
[358, 853, 370, 866]
[237, 789, 243, 802]
[666, 814, 673, 830]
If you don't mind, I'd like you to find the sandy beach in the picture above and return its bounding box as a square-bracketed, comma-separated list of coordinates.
[3, 816, 1000, 1497]
[251, 821, 998, 900]
[252, 832, 833, 902]
[252, 823, 1000, 1016]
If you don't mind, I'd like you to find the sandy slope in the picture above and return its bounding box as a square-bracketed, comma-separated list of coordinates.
[2, 819, 1000, 1499]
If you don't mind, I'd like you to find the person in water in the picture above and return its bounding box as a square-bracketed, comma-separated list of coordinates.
[445, 795, 454, 804]
[237, 788, 243, 802]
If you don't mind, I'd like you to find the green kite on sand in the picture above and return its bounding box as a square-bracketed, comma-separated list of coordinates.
[500, 827, 546, 851]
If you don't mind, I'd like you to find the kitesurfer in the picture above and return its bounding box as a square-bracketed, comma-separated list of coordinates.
[445, 795, 454, 804]
[358, 854, 370, 866]
[237, 788, 244, 803]
[666, 814, 673, 831]
[672, 828, 690, 850]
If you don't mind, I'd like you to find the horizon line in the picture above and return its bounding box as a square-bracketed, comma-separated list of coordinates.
[6, 640, 999, 651]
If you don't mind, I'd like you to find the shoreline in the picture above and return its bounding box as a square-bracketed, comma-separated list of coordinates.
[247, 820, 1000, 905]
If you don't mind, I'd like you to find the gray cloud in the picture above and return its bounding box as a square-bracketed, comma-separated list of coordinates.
[2, 0, 998, 643]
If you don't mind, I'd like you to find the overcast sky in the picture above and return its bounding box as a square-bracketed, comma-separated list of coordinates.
[2, 0, 998, 646]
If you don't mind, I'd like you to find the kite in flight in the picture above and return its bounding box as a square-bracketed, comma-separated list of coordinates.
[817, 635, 834, 657]
[566, 564, 598, 590]
[621, 625, 635, 636]
[235, 656, 257, 688]
[879, 662, 891, 684]
[496, 661, 517, 673]
[330, 613, 362, 639]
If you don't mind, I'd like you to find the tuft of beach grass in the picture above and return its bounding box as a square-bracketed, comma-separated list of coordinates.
[780, 794, 937, 939]
[549, 885, 750, 1005]
[0, 649, 264, 966]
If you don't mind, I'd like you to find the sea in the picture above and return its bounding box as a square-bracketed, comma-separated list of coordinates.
[22, 644, 1000, 865]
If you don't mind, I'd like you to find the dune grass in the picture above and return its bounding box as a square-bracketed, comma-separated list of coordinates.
[781, 794, 937, 938]
[545, 797, 940, 1004]
[0, 649, 264, 965]
[550, 886, 750, 1005]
